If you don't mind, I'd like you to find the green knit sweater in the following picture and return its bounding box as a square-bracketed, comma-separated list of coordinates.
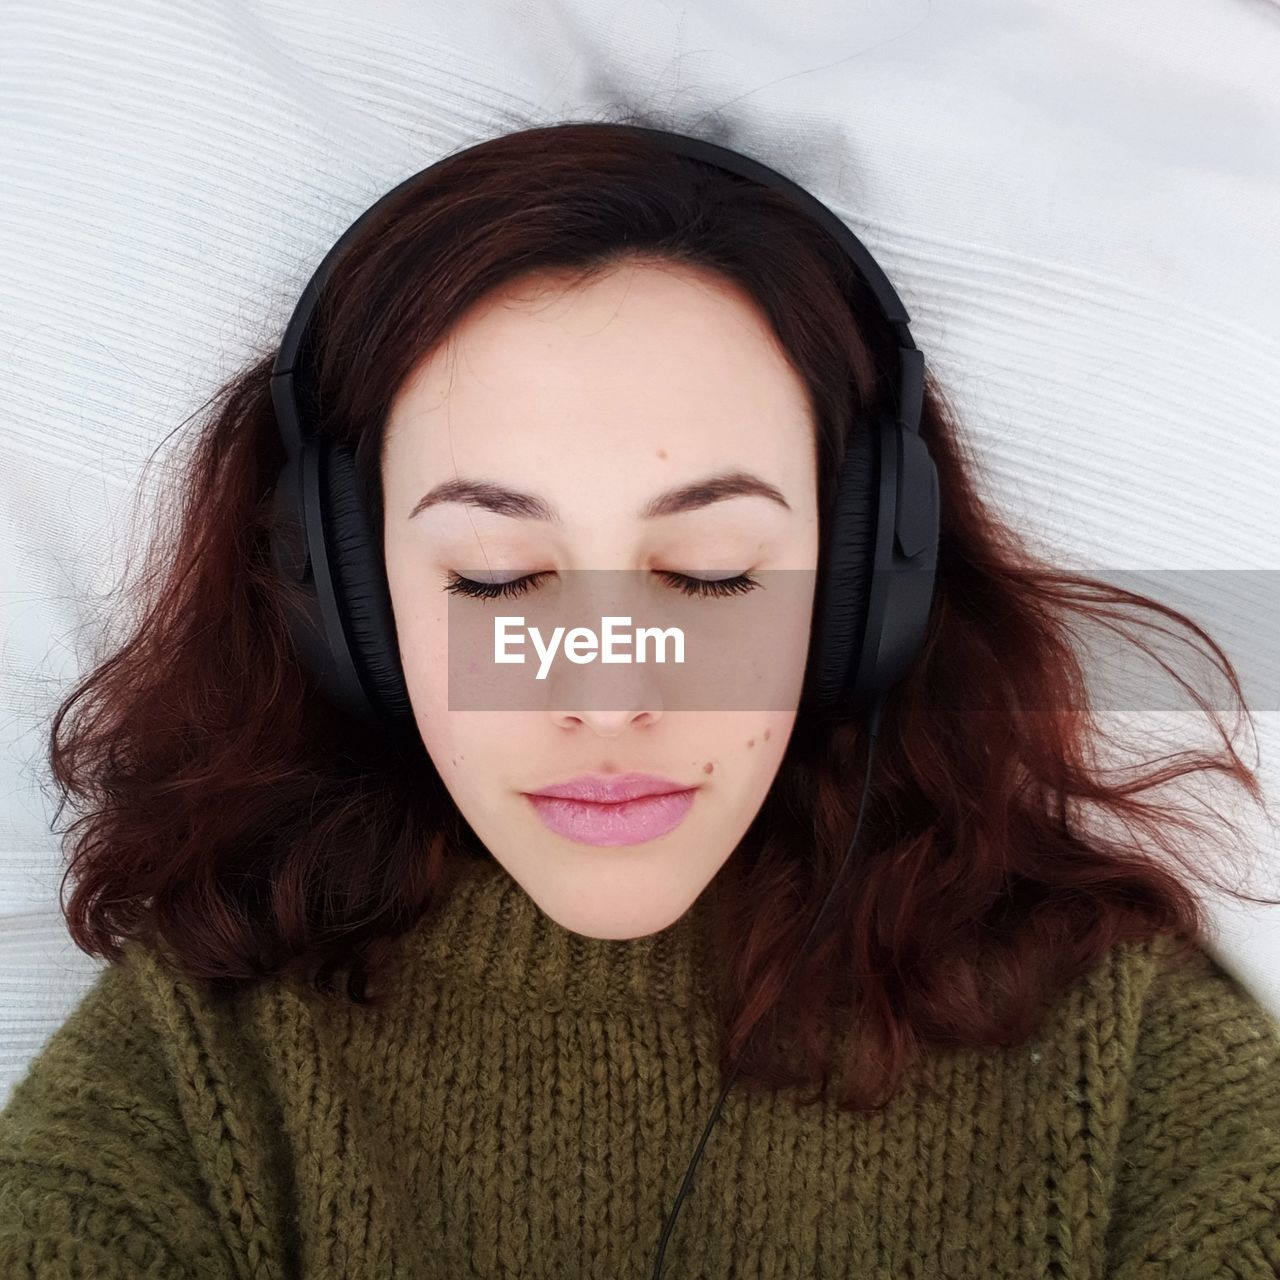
[2, 852, 1278, 1279]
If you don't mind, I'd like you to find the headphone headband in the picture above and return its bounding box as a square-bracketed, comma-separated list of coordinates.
[270, 122, 923, 462]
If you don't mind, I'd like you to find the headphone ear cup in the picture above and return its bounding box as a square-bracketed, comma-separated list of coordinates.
[320, 441, 415, 723]
[806, 423, 878, 720]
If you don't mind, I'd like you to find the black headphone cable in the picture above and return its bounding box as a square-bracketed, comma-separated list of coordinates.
[649, 694, 886, 1278]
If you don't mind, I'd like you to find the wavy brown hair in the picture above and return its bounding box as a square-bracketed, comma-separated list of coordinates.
[46, 112, 1279, 1113]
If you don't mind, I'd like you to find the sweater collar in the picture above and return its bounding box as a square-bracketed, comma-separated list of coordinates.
[402, 853, 723, 1017]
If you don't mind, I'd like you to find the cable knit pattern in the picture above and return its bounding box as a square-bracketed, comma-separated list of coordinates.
[1, 853, 1278, 1278]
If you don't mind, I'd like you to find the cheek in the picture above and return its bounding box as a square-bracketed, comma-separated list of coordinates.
[706, 714, 791, 794]
[417, 714, 496, 803]
[741, 716, 794, 794]
[389, 592, 448, 707]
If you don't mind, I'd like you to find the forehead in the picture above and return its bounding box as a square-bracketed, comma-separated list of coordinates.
[385, 258, 812, 450]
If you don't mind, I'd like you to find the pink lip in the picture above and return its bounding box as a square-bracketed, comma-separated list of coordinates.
[522, 773, 699, 847]
[525, 790, 696, 846]
[527, 772, 692, 803]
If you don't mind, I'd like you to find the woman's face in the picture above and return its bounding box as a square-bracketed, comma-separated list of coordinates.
[381, 258, 820, 939]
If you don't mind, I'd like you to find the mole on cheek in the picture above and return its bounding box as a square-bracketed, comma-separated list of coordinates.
[656, 449, 668, 460]
[702, 761, 714, 775]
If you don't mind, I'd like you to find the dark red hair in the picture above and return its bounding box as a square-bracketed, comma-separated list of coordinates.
[47, 112, 1278, 1113]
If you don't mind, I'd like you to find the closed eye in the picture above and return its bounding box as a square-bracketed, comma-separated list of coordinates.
[442, 569, 760, 601]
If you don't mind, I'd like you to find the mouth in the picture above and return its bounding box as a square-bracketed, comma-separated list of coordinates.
[522, 775, 699, 847]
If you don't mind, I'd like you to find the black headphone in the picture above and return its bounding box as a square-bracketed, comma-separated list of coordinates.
[267, 122, 940, 1278]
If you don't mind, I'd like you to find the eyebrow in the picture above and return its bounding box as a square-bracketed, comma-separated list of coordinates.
[407, 469, 792, 523]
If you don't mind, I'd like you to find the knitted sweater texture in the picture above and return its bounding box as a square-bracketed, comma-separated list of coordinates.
[1, 852, 1278, 1279]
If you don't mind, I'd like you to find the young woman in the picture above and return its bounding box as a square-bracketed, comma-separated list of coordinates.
[1, 116, 1277, 1280]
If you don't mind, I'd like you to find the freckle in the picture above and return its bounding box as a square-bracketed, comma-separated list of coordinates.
[656, 449, 667, 460]
[747, 738, 754, 747]
[702, 761, 714, 774]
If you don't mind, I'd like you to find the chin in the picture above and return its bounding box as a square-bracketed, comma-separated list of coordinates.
[539, 893, 688, 942]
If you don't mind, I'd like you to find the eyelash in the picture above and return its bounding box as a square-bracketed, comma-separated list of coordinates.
[442, 569, 760, 601]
